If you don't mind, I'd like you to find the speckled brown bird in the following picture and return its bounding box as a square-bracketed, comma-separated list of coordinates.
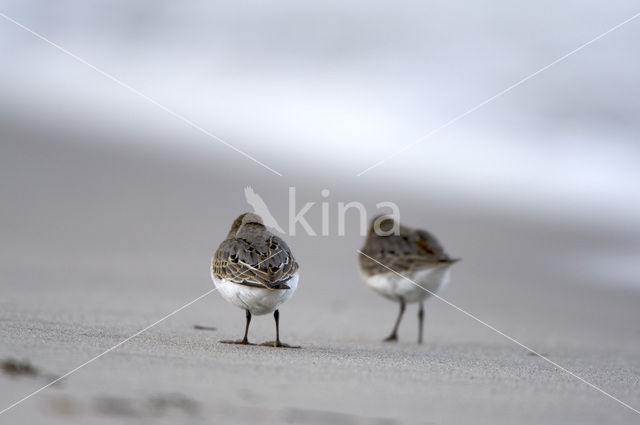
[359, 216, 458, 343]
[211, 213, 299, 348]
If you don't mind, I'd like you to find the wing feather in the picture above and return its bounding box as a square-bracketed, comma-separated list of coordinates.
[212, 234, 298, 290]
[360, 225, 456, 275]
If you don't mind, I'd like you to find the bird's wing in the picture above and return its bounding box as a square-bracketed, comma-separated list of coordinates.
[413, 229, 447, 258]
[212, 236, 298, 290]
[402, 228, 456, 268]
[360, 228, 455, 274]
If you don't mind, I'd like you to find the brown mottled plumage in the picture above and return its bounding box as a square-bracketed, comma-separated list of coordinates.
[212, 213, 298, 290]
[359, 216, 458, 276]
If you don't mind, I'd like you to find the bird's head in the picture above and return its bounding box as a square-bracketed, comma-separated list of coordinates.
[240, 212, 264, 226]
[227, 212, 265, 237]
[368, 214, 399, 238]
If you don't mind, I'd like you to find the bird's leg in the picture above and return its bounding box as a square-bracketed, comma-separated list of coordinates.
[418, 301, 424, 344]
[220, 309, 254, 345]
[242, 309, 252, 343]
[275, 309, 280, 344]
[384, 298, 405, 342]
[260, 309, 300, 348]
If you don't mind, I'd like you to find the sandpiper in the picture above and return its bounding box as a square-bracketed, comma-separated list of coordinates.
[359, 216, 458, 343]
[211, 213, 299, 348]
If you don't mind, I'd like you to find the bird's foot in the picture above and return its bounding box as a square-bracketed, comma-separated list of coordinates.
[259, 341, 301, 349]
[219, 339, 254, 345]
[383, 334, 398, 343]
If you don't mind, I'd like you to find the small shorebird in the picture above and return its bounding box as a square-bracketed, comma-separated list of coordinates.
[359, 216, 458, 343]
[211, 213, 299, 348]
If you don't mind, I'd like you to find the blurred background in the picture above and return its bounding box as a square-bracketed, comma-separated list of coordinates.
[1, 1, 640, 423]
[2, 0, 639, 286]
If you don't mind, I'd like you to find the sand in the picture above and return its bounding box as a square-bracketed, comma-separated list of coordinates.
[1, 120, 640, 424]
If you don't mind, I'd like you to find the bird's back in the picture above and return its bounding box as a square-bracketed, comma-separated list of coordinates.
[213, 224, 298, 289]
[360, 224, 455, 276]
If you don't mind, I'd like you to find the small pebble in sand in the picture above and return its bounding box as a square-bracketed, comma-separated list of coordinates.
[528, 351, 550, 357]
[193, 324, 217, 331]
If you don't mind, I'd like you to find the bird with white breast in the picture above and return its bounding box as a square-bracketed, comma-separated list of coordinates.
[211, 212, 299, 348]
[359, 215, 459, 344]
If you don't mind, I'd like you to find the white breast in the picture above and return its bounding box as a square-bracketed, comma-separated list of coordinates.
[212, 271, 298, 316]
[362, 265, 451, 303]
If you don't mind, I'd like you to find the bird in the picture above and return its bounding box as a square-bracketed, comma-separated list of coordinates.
[358, 215, 459, 344]
[211, 212, 299, 347]
[244, 186, 286, 234]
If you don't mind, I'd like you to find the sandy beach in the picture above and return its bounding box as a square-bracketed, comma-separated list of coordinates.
[1, 118, 639, 425]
